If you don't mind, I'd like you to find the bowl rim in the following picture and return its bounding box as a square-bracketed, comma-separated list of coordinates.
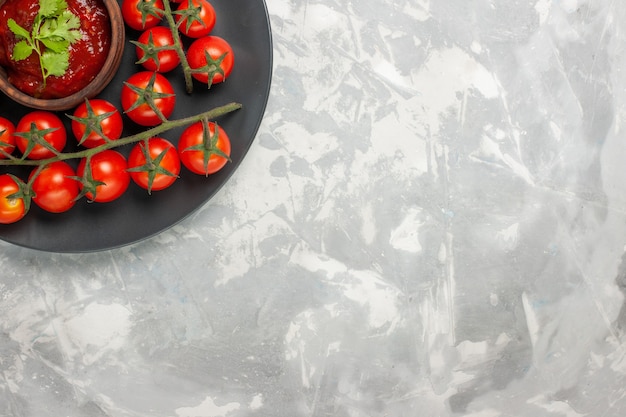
[0, 0, 125, 111]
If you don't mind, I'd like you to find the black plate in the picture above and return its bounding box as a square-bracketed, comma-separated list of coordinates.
[0, 0, 273, 252]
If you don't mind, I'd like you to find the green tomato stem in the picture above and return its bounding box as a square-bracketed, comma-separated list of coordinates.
[0, 101, 242, 167]
[162, 0, 195, 94]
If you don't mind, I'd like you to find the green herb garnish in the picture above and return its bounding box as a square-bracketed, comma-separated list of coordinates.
[7, 0, 82, 87]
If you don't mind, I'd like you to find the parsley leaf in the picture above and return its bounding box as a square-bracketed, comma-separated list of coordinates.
[42, 50, 69, 77]
[39, 0, 67, 18]
[11, 41, 34, 61]
[8, 0, 82, 87]
[7, 19, 31, 40]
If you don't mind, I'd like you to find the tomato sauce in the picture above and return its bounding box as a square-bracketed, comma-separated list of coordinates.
[0, 0, 111, 99]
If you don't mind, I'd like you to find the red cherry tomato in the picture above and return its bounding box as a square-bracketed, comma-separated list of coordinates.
[127, 137, 181, 192]
[15, 111, 66, 160]
[29, 161, 79, 213]
[175, 0, 216, 38]
[71, 99, 124, 148]
[135, 26, 181, 73]
[187, 35, 234, 86]
[77, 150, 131, 203]
[177, 121, 231, 175]
[121, 71, 176, 126]
[121, 0, 164, 31]
[0, 174, 26, 224]
[0, 116, 16, 159]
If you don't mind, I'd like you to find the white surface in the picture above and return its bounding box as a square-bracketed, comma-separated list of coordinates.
[2, 0, 626, 415]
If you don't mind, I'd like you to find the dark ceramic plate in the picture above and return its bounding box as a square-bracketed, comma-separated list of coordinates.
[0, 0, 273, 252]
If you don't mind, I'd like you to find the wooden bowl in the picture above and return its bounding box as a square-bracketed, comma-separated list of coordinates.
[0, 0, 125, 111]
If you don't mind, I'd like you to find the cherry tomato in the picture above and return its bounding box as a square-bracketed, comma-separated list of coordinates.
[0, 116, 16, 159]
[15, 111, 66, 160]
[178, 121, 231, 175]
[175, 0, 216, 38]
[135, 26, 180, 73]
[121, 0, 164, 31]
[187, 35, 234, 86]
[127, 137, 181, 192]
[29, 161, 79, 213]
[77, 150, 131, 203]
[0, 174, 26, 224]
[121, 71, 176, 126]
[70, 99, 124, 148]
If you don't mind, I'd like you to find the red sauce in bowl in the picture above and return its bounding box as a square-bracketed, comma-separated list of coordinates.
[0, 0, 111, 99]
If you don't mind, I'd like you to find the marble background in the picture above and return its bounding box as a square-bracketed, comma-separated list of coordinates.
[2, 0, 626, 415]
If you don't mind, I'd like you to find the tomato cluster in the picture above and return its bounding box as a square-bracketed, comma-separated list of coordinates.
[0, 0, 236, 225]
[121, 0, 235, 175]
[123, 0, 234, 88]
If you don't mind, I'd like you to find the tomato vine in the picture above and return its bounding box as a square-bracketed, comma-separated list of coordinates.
[0, 101, 241, 167]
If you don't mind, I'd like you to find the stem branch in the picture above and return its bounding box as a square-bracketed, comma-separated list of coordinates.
[0, 102, 242, 167]
[162, 0, 195, 94]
